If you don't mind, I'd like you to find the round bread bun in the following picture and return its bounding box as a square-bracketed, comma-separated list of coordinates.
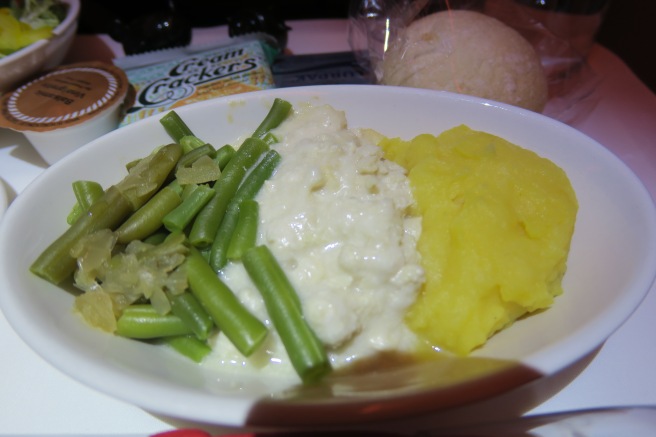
[382, 10, 548, 112]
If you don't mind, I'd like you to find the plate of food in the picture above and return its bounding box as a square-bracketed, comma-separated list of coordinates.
[0, 85, 655, 428]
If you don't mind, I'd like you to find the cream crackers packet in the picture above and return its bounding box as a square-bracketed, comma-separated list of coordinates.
[117, 38, 276, 126]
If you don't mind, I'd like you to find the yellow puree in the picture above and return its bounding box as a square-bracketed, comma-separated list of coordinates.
[380, 125, 578, 356]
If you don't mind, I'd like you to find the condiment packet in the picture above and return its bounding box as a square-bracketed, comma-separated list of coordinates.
[116, 37, 277, 126]
[0, 62, 133, 164]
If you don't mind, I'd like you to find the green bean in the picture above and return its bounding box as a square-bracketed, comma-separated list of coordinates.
[31, 186, 133, 284]
[188, 137, 268, 248]
[143, 231, 169, 245]
[72, 180, 104, 208]
[208, 203, 239, 271]
[261, 132, 280, 146]
[67, 180, 105, 224]
[31, 144, 183, 285]
[242, 245, 330, 384]
[160, 112, 209, 155]
[115, 186, 182, 244]
[167, 179, 183, 196]
[208, 150, 281, 270]
[115, 144, 183, 210]
[160, 111, 195, 144]
[168, 291, 214, 341]
[66, 203, 85, 226]
[198, 247, 211, 262]
[231, 150, 281, 204]
[116, 304, 192, 339]
[125, 158, 140, 173]
[214, 144, 236, 171]
[163, 184, 215, 233]
[180, 183, 198, 200]
[226, 199, 259, 261]
[175, 143, 216, 172]
[185, 247, 267, 356]
[251, 98, 293, 139]
[179, 135, 207, 154]
[162, 335, 211, 363]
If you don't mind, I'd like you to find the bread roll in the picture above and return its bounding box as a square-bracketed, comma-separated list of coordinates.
[382, 10, 548, 112]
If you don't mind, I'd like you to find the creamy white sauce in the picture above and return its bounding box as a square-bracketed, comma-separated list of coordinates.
[204, 103, 424, 380]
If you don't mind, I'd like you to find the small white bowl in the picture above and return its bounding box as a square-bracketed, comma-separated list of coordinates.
[1, 85, 655, 428]
[0, 0, 80, 93]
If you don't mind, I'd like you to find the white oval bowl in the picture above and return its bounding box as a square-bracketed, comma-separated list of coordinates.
[1, 85, 655, 428]
[0, 0, 80, 93]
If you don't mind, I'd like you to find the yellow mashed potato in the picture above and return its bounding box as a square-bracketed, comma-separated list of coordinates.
[380, 125, 578, 356]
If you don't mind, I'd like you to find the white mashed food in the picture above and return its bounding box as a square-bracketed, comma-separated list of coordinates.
[204, 103, 424, 380]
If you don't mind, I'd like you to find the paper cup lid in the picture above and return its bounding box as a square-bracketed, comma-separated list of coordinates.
[0, 62, 130, 133]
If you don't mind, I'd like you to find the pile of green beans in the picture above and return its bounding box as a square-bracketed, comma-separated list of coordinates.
[30, 98, 332, 383]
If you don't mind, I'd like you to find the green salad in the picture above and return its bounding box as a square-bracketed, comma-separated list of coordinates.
[0, 0, 67, 58]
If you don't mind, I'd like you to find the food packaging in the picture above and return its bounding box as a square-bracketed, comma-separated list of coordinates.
[115, 36, 278, 126]
[271, 51, 372, 87]
[348, 0, 605, 124]
[0, 62, 132, 165]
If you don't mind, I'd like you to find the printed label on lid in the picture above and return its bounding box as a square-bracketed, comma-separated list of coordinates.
[0, 62, 130, 132]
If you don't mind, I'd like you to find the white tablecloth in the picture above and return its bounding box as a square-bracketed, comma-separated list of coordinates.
[1, 19, 655, 435]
